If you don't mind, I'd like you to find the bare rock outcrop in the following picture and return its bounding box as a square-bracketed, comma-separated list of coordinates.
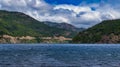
[0, 35, 35, 43]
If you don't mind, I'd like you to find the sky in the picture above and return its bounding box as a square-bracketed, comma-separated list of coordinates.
[0, 0, 120, 28]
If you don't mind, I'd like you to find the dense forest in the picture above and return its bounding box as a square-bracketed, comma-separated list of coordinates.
[73, 19, 120, 43]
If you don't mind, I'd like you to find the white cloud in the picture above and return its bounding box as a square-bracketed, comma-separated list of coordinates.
[40, 15, 69, 23]
[0, 0, 27, 7]
[54, 5, 91, 15]
[53, 4, 120, 28]
[0, 0, 120, 28]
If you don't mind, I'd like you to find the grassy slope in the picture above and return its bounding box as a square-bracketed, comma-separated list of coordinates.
[0, 10, 75, 37]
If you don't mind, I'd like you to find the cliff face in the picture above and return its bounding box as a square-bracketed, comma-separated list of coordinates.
[72, 19, 120, 43]
[98, 34, 120, 43]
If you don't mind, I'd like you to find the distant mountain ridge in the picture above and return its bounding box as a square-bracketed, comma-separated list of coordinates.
[44, 21, 84, 32]
[72, 19, 120, 43]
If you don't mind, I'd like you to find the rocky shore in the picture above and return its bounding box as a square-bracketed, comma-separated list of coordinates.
[0, 35, 72, 43]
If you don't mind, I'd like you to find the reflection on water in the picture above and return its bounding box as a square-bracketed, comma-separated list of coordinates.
[0, 44, 120, 67]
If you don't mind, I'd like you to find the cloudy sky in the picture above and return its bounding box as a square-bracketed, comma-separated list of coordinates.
[0, 0, 120, 28]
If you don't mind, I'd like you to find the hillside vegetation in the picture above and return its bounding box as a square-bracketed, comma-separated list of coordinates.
[73, 19, 120, 43]
[0, 10, 76, 37]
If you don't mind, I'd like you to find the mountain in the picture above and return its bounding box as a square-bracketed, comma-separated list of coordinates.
[44, 21, 84, 32]
[0, 10, 77, 38]
[72, 19, 120, 43]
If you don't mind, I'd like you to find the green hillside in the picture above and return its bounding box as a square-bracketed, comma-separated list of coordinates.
[0, 10, 76, 37]
[72, 19, 120, 43]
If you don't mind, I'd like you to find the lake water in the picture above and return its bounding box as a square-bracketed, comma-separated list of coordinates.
[0, 44, 120, 67]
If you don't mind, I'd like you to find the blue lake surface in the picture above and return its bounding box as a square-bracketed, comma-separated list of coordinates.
[0, 44, 120, 67]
